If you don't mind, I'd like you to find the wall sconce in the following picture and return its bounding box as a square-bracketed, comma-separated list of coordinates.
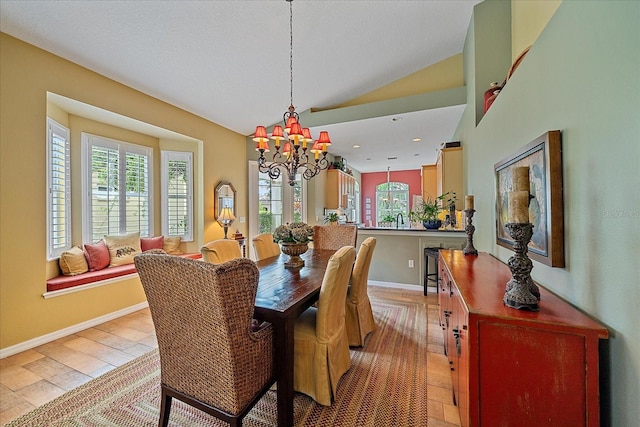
[218, 206, 236, 239]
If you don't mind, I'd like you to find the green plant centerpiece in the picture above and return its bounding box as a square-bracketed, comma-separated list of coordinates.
[273, 222, 314, 268]
[324, 212, 339, 224]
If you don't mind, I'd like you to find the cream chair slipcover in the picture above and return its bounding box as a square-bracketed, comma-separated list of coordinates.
[293, 245, 357, 406]
[134, 253, 275, 426]
[312, 224, 358, 250]
[201, 239, 242, 264]
[345, 237, 377, 347]
[252, 233, 280, 261]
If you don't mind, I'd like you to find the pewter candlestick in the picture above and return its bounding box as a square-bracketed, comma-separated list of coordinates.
[503, 222, 540, 311]
[462, 209, 478, 255]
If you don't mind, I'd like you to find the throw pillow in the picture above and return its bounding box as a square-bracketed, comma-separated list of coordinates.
[163, 236, 183, 254]
[84, 240, 110, 271]
[141, 236, 164, 252]
[104, 232, 142, 267]
[59, 246, 89, 276]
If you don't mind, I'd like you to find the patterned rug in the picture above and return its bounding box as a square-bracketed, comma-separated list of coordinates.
[6, 296, 428, 426]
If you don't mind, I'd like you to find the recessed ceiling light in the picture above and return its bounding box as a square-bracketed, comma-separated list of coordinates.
[414, 153, 420, 156]
[366, 158, 371, 161]
[413, 138, 422, 142]
[352, 144, 360, 149]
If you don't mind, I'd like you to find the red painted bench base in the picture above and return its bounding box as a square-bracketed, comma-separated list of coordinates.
[46, 253, 202, 292]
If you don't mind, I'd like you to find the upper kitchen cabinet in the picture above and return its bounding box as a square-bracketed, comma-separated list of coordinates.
[325, 169, 356, 211]
[437, 147, 463, 210]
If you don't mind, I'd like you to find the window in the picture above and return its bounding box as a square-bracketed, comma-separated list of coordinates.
[47, 118, 71, 259]
[257, 173, 304, 233]
[82, 133, 152, 243]
[248, 161, 306, 253]
[376, 181, 409, 225]
[161, 151, 193, 241]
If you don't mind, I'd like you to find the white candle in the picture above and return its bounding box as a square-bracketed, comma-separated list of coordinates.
[465, 195, 474, 210]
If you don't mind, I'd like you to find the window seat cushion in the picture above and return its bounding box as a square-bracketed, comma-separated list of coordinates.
[46, 253, 202, 292]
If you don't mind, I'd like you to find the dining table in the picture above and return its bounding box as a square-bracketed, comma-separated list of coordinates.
[253, 248, 336, 427]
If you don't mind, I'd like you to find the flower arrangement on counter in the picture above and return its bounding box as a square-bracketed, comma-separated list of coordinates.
[273, 222, 314, 244]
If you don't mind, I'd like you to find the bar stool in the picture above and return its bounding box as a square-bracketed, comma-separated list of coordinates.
[423, 247, 441, 295]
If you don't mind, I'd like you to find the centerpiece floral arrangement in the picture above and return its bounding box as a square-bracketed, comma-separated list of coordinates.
[273, 222, 314, 244]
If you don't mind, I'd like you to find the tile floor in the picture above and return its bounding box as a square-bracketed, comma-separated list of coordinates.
[0, 286, 460, 426]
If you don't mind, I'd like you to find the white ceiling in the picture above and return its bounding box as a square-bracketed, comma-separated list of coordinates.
[0, 0, 479, 172]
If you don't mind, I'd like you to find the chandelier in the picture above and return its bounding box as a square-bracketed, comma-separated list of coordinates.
[253, 0, 331, 186]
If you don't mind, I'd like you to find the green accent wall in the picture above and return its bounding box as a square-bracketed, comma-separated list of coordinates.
[457, 1, 640, 425]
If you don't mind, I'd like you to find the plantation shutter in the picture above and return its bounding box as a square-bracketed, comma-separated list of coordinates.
[161, 151, 193, 240]
[47, 118, 71, 258]
[83, 133, 152, 243]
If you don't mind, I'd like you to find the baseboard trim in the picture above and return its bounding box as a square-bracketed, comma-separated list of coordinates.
[368, 280, 422, 291]
[0, 301, 149, 359]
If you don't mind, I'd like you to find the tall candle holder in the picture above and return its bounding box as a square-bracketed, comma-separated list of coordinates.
[503, 222, 540, 311]
[462, 209, 478, 255]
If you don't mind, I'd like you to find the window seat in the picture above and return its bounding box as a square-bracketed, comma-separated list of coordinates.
[46, 253, 202, 292]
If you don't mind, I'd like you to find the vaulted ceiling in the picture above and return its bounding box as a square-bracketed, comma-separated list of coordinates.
[0, 0, 481, 172]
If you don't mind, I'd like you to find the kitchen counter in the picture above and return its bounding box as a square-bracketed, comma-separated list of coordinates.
[356, 228, 466, 289]
[358, 227, 465, 236]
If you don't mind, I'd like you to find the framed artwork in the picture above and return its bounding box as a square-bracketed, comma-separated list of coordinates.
[494, 130, 564, 267]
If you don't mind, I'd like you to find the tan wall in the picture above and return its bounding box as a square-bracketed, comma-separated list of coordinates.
[0, 33, 247, 349]
[511, 0, 561, 60]
[332, 53, 464, 108]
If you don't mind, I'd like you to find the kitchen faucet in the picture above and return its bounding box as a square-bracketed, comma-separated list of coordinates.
[395, 212, 404, 229]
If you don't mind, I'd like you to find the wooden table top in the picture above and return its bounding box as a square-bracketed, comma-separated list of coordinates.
[254, 248, 335, 317]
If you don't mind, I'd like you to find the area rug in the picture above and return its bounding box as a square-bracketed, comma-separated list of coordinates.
[6, 296, 428, 426]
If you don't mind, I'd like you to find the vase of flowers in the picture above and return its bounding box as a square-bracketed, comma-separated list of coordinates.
[273, 222, 314, 268]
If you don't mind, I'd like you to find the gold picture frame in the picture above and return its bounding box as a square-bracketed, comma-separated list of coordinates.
[494, 130, 564, 267]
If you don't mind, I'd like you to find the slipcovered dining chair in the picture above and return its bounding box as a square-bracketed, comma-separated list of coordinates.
[293, 245, 357, 406]
[134, 253, 275, 427]
[312, 224, 358, 250]
[201, 238, 242, 264]
[345, 237, 377, 347]
[252, 233, 281, 261]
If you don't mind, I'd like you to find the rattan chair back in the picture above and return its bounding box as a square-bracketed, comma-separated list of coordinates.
[312, 224, 358, 250]
[134, 253, 274, 426]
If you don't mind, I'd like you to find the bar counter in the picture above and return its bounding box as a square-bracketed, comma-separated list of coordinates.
[355, 227, 465, 288]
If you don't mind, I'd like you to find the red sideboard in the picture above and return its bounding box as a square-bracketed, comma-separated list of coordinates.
[438, 250, 608, 426]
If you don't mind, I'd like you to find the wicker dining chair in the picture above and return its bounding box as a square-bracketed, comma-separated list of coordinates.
[312, 224, 358, 250]
[293, 245, 357, 406]
[134, 253, 275, 427]
[345, 237, 377, 347]
[201, 238, 243, 264]
[252, 233, 281, 261]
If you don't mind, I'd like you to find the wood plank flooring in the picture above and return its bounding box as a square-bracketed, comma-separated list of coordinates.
[0, 285, 460, 426]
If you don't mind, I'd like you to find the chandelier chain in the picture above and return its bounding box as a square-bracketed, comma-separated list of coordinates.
[252, 0, 331, 186]
[289, 0, 294, 108]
